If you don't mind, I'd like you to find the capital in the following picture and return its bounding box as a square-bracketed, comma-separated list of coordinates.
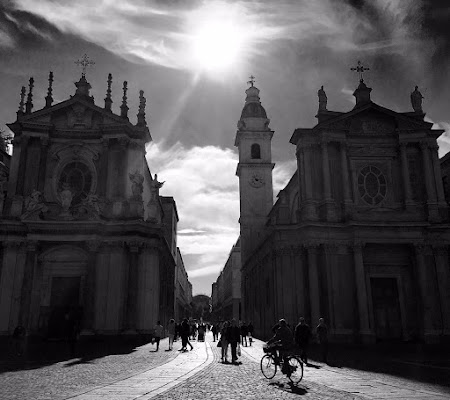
[127, 240, 143, 253]
[118, 136, 130, 148]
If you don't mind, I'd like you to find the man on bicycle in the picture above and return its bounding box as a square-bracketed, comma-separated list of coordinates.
[267, 319, 294, 373]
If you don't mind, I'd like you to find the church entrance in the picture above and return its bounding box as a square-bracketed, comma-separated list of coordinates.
[370, 277, 402, 341]
[47, 277, 81, 339]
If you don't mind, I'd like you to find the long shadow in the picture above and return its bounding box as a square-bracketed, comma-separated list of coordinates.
[307, 342, 450, 391]
[269, 381, 308, 395]
[0, 335, 149, 374]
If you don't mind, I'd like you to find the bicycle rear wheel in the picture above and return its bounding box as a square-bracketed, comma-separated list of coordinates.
[287, 356, 303, 384]
[260, 354, 277, 379]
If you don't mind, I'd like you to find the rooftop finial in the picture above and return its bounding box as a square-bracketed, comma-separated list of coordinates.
[17, 85, 26, 118]
[247, 75, 256, 87]
[350, 60, 370, 83]
[25, 77, 34, 114]
[45, 71, 54, 108]
[120, 81, 129, 120]
[74, 53, 95, 78]
[318, 85, 327, 112]
[137, 90, 147, 126]
[104, 73, 113, 112]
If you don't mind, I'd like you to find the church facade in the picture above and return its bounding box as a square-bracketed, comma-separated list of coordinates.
[0, 71, 181, 339]
[236, 76, 450, 343]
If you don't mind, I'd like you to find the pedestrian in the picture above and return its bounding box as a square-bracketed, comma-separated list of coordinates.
[12, 325, 26, 356]
[211, 324, 218, 342]
[228, 319, 241, 364]
[179, 318, 193, 352]
[153, 320, 164, 351]
[294, 317, 311, 364]
[167, 319, 175, 350]
[240, 322, 248, 347]
[248, 322, 254, 345]
[316, 317, 329, 363]
[220, 321, 230, 363]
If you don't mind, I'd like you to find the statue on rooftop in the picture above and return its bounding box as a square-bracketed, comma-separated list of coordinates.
[318, 86, 327, 111]
[410, 86, 423, 113]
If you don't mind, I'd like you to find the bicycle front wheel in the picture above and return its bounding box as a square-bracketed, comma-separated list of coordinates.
[287, 356, 303, 384]
[260, 354, 277, 379]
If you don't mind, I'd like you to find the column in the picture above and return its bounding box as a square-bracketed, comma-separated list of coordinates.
[302, 144, 318, 220]
[125, 241, 141, 333]
[430, 144, 447, 207]
[19, 241, 37, 329]
[14, 136, 29, 196]
[306, 244, 320, 327]
[99, 138, 110, 197]
[353, 243, 372, 340]
[414, 245, 434, 340]
[37, 138, 49, 192]
[321, 140, 332, 201]
[82, 241, 100, 334]
[399, 142, 413, 207]
[340, 142, 352, 206]
[420, 142, 439, 221]
[433, 246, 450, 336]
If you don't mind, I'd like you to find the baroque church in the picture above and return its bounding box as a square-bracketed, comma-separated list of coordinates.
[0, 67, 184, 339]
[234, 68, 450, 343]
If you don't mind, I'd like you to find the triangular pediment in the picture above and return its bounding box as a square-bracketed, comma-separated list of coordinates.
[316, 102, 432, 134]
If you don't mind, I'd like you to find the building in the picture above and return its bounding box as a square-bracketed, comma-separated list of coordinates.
[0, 70, 182, 340]
[235, 75, 450, 343]
[174, 247, 193, 321]
[211, 239, 241, 322]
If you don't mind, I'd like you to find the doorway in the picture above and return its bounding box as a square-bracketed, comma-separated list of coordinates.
[370, 277, 402, 341]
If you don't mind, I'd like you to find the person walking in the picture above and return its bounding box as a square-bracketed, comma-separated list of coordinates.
[220, 321, 230, 363]
[228, 319, 241, 364]
[167, 319, 175, 350]
[316, 318, 329, 363]
[294, 317, 311, 364]
[179, 318, 193, 352]
[211, 324, 218, 342]
[153, 321, 164, 351]
[240, 322, 248, 347]
[248, 322, 254, 345]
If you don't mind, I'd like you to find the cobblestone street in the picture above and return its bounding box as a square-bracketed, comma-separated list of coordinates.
[0, 332, 449, 400]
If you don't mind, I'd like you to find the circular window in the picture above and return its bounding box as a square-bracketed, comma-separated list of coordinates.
[58, 161, 93, 205]
[358, 166, 387, 205]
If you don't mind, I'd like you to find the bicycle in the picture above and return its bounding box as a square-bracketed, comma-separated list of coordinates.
[260, 343, 303, 384]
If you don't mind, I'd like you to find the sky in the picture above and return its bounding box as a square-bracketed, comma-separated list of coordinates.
[0, 0, 449, 296]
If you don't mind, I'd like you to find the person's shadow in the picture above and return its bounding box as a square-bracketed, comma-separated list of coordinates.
[269, 381, 308, 395]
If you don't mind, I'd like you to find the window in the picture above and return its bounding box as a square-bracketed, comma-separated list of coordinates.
[251, 143, 261, 159]
[58, 161, 93, 205]
[358, 165, 387, 205]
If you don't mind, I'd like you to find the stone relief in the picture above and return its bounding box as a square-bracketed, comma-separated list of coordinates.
[67, 103, 93, 128]
[129, 170, 144, 200]
[22, 190, 48, 220]
[146, 174, 164, 223]
[350, 117, 394, 135]
[58, 183, 73, 219]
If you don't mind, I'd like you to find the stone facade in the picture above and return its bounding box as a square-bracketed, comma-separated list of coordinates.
[211, 239, 241, 322]
[236, 79, 450, 343]
[0, 73, 182, 339]
[174, 247, 193, 321]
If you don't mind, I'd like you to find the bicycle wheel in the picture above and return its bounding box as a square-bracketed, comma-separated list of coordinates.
[260, 355, 277, 379]
[287, 356, 303, 384]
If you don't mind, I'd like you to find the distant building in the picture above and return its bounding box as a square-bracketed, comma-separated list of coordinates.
[211, 239, 241, 322]
[174, 247, 193, 321]
[0, 71, 186, 339]
[233, 76, 450, 343]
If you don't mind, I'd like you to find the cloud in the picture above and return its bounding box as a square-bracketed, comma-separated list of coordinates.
[146, 141, 297, 293]
[0, 29, 14, 48]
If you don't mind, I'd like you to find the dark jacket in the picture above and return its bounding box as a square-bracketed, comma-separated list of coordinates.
[295, 323, 311, 346]
[268, 325, 294, 349]
[227, 326, 241, 344]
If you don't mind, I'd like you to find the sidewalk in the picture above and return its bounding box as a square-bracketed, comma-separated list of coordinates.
[241, 337, 450, 399]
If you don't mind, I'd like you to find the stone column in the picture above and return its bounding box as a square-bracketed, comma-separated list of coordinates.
[99, 138, 110, 197]
[19, 241, 38, 329]
[433, 246, 450, 337]
[414, 244, 435, 340]
[399, 142, 413, 208]
[37, 138, 49, 192]
[296, 147, 305, 221]
[82, 241, 100, 334]
[420, 142, 439, 221]
[430, 144, 447, 208]
[353, 243, 373, 341]
[14, 136, 29, 196]
[306, 244, 320, 327]
[302, 144, 318, 220]
[124, 240, 141, 334]
[321, 140, 336, 220]
[340, 142, 352, 210]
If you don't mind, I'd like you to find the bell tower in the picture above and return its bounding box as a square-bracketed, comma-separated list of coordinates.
[235, 78, 274, 263]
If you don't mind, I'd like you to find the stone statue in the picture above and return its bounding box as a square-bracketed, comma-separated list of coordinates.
[22, 190, 48, 219]
[81, 193, 101, 215]
[149, 174, 164, 203]
[318, 85, 327, 111]
[129, 170, 144, 199]
[410, 85, 423, 113]
[147, 174, 164, 223]
[59, 183, 73, 214]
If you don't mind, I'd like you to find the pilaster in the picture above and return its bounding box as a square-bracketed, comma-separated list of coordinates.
[301, 144, 318, 221]
[320, 139, 337, 221]
[399, 143, 414, 210]
[19, 241, 38, 330]
[37, 138, 49, 192]
[339, 142, 352, 216]
[124, 240, 143, 334]
[420, 142, 439, 222]
[433, 245, 450, 337]
[305, 243, 320, 327]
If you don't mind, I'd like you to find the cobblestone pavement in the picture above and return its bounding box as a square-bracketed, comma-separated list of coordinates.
[0, 338, 179, 400]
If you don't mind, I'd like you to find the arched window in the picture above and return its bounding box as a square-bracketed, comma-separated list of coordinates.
[251, 143, 261, 159]
[58, 161, 93, 205]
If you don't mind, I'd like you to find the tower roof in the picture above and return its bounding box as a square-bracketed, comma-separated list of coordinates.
[240, 85, 267, 119]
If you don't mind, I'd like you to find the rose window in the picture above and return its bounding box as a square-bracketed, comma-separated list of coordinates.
[58, 161, 92, 205]
[358, 166, 387, 205]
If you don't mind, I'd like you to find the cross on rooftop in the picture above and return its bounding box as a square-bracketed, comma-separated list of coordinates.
[247, 75, 256, 87]
[350, 60, 369, 82]
[75, 54, 95, 78]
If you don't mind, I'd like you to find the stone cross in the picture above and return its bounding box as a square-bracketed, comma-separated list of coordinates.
[350, 60, 369, 82]
[75, 54, 95, 77]
[247, 75, 256, 87]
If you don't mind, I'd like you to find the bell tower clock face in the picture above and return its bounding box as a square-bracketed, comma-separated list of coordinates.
[249, 172, 265, 188]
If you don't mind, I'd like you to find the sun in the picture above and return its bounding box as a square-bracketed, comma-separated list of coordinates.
[184, 1, 257, 76]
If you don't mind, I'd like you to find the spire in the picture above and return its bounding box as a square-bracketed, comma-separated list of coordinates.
[104, 73, 113, 112]
[17, 85, 26, 119]
[25, 77, 34, 114]
[120, 81, 129, 120]
[45, 71, 54, 108]
[136, 90, 147, 126]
